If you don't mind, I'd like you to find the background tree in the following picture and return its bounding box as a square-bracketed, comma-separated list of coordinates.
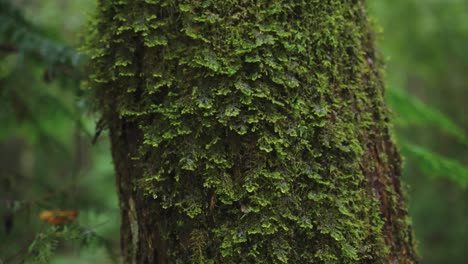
[84, 1, 417, 263]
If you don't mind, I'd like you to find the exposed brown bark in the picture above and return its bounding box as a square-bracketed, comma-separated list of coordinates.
[359, 29, 418, 263]
[109, 114, 169, 264]
[361, 129, 418, 263]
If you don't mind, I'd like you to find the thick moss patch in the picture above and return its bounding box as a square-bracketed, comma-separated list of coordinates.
[83, 1, 408, 263]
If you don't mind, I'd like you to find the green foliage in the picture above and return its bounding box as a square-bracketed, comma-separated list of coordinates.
[0, 1, 118, 263]
[388, 88, 467, 145]
[369, 1, 468, 190]
[84, 0, 411, 262]
[26, 224, 116, 264]
[0, 0, 84, 75]
[0, 0, 90, 145]
[387, 88, 468, 188]
[370, 1, 468, 263]
[401, 143, 468, 188]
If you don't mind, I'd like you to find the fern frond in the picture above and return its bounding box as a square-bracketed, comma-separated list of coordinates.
[388, 88, 468, 146]
[401, 142, 468, 188]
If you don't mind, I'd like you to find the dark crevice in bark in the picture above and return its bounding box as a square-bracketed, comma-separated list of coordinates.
[108, 37, 169, 264]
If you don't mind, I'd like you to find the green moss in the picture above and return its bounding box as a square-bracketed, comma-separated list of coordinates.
[83, 0, 409, 262]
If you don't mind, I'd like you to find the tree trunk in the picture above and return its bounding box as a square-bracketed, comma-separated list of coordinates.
[85, 1, 418, 263]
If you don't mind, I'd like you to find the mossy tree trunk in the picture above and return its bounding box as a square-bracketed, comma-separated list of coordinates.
[85, 1, 418, 263]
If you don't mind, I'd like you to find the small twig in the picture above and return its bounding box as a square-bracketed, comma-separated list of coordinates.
[92, 119, 107, 145]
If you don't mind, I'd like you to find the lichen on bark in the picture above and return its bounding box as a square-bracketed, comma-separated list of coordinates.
[84, 0, 418, 263]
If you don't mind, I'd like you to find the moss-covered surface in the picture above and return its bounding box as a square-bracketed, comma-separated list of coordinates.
[84, 1, 417, 263]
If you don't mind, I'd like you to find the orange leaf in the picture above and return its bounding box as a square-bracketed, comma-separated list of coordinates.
[39, 210, 78, 225]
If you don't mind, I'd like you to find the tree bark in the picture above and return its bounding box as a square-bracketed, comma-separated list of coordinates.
[85, 1, 418, 263]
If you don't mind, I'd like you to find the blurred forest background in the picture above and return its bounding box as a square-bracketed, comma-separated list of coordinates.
[0, 0, 467, 263]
